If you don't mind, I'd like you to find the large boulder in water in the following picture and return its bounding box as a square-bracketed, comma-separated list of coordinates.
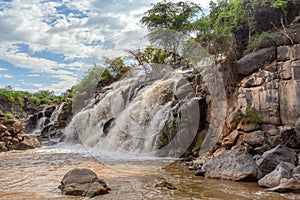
[201, 149, 263, 181]
[58, 168, 110, 197]
[256, 145, 298, 174]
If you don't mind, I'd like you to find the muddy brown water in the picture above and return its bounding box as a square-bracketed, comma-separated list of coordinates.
[0, 144, 298, 200]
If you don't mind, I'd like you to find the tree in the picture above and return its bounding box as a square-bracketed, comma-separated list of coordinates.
[141, 1, 202, 33]
[140, 1, 202, 64]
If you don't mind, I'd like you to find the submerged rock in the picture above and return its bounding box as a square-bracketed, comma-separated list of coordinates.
[155, 180, 177, 190]
[201, 149, 263, 181]
[58, 168, 110, 197]
[256, 145, 298, 174]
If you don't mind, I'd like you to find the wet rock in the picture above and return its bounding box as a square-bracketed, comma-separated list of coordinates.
[258, 162, 295, 188]
[265, 176, 300, 193]
[155, 180, 177, 190]
[0, 141, 7, 152]
[58, 168, 110, 197]
[16, 136, 41, 150]
[256, 145, 298, 174]
[202, 149, 263, 181]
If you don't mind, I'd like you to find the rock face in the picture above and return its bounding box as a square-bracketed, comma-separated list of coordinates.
[58, 168, 110, 197]
[237, 39, 300, 127]
[256, 145, 298, 174]
[0, 113, 41, 152]
[258, 162, 295, 188]
[200, 149, 263, 181]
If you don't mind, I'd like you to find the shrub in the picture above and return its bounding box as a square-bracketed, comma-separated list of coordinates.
[240, 108, 263, 124]
[5, 113, 14, 119]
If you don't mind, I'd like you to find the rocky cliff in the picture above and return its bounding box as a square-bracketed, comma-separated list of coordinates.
[191, 24, 300, 193]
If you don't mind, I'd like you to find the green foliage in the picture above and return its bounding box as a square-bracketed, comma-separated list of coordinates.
[158, 134, 168, 147]
[141, 1, 202, 33]
[0, 87, 67, 109]
[104, 57, 130, 80]
[240, 108, 263, 124]
[245, 32, 273, 54]
[5, 113, 14, 119]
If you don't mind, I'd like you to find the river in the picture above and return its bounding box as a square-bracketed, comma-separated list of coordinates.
[0, 144, 298, 200]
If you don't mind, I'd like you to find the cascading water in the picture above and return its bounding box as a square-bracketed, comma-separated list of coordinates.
[64, 69, 201, 159]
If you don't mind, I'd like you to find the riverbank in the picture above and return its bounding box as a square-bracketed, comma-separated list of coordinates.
[0, 144, 298, 200]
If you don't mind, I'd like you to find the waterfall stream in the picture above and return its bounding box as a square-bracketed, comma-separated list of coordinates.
[64, 69, 201, 159]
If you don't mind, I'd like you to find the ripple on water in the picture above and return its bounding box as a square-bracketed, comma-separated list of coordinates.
[0, 145, 299, 200]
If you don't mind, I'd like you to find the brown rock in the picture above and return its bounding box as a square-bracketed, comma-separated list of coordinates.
[0, 141, 7, 152]
[1, 136, 12, 143]
[222, 130, 240, 148]
[58, 168, 110, 197]
[16, 132, 28, 142]
[16, 136, 41, 150]
[0, 124, 7, 133]
[0, 131, 11, 138]
[2, 119, 23, 135]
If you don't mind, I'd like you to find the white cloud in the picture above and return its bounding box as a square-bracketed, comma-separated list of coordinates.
[0, 74, 13, 78]
[0, 68, 7, 71]
[0, 0, 213, 93]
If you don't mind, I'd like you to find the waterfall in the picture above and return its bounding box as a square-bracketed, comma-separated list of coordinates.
[64, 69, 201, 158]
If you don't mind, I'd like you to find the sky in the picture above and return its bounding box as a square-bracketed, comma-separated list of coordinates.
[0, 0, 212, 94]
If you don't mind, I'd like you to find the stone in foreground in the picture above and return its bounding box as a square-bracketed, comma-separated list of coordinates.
[58, 168, 110, 197]
[201, 149, 263, 181]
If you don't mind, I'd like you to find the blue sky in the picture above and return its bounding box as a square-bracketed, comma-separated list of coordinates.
[0, 0, 211, 94]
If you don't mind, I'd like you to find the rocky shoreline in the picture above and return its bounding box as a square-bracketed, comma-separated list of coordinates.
[0, 113, 41, 152]
[188, 25, 300, 194]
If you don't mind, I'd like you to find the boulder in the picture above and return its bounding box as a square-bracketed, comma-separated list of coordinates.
[243, 130, 265, 147]
[256, 145, 298, 174]
[201, 149, 263, 181]
[237, 47, 276, 76]
[58, 168, 110, 197]
[258, 162, 295, 188]
[16, 136, 41, 150]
